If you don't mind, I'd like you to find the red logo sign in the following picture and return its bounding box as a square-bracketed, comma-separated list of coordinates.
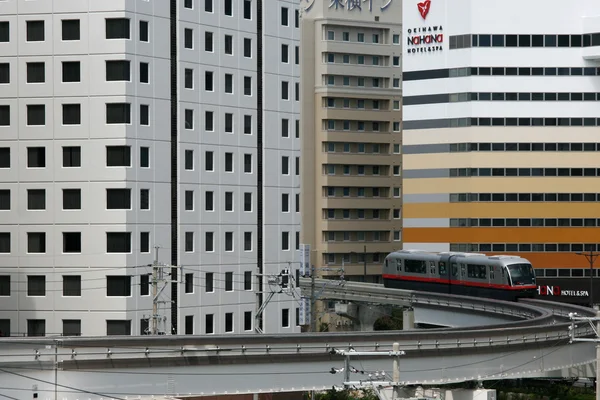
[417, 0, 431, 20]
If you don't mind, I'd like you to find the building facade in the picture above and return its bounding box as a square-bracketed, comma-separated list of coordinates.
[402, 0, 600, 280]
[0, 0, 300, 336]
[300, 0, 403, 284]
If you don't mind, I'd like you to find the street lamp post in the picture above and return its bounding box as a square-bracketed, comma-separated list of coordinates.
[576, 251, 600, 308]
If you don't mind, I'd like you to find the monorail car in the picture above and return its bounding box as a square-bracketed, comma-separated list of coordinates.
[382, 250, 537, 301]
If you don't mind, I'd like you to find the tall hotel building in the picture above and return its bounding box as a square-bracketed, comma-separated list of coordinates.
[300, 0, 403, 283]
[0, 0, 301, 336]
[402, 0, 600, 300]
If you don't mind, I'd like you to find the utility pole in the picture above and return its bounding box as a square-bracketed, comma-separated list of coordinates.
[310, 264, 316, 332]
[568, 310, 600, 400]
[576, 251, 599, 308]
[151, 245, 160, 335]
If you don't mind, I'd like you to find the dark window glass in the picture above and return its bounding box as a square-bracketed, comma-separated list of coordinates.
[62, 20, 80, 41]
[0, 21, 8, 42]
[0, 63, 9, 84]
[27, 105, 45, 126]
[27, 62, 45, 83]
[106, 103, 131, 124]
[26, 21, 44, 42]
[106, 320, 131, 336]
[62, 61, 80, 82]
[139, 20, 149, 42]
[27, 147, 45, 167]
[106, 146, 131, 166]
[62, 189, 81, 210]
[63, 276, 81, 298]
[106, 18, 130, 39]
[106, 60, 130, 81]
[62, 104, 81, 125]
[0, 105, 10, 126]
[106, 188, 131, 209]
[106, 233, 132, 253]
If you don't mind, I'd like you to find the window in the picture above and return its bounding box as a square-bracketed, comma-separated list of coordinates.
[107, 276, 131, 296]
[0, 21, 8, 42]
[184, 150, 194, 170]
[27, 62, 45, 83]
[106, 320, 131, 336]
[244, 232, 252, 251]
[281, 156, 289, 175]
[205, 70, 213, 90]
[0, 234, 9, 254]
[106, 232, 132, 253]
[140, 232, 150, 253]
[0, 106, 8, 126]
[243, 38, 252, 57]
[205, 151, 214, 171]
[281, 118, 289, 137]
[106, 188, 131, 209]
[295, 82, 299, 101]
[225, 231, 233, 251]
[0, 63, 7, 84]
[184, 0, 193, 9]
[282, 308, 289, 327]
[281, 81, 289, 99]
[244, 115, 252, 134]
[225, 113, 233, 133]
[26, 21, 44, 42]
[63, 320, 81, 336]
[106, 103, 131, 124]
[205, 232, 214, 251]
[205, 31, 213, 52]
[140, 147, 150, 168]
[106, 60, 130, 81]
[185, 190, 194, 211]
[281, 7, 288, 26]
[106, 18, 130, 39]
[140, 189, 150, 210]
[225, 271, 233, 291]
[139, 20, 149, 42]
[244, 192, 252, 211]
[295, 46, 299, 64]
[244, 76, 251, 96]
[205, 314, 214, 334]
[184, 68, 193, 89]
[205, 191, 214, 211]
[205, 0, 213, 12]
[225, 312, 233, 332]
[282, 231, 290, 250]
[28, 275, 45, 296]
[63, 232, 81, 253]
[27, 189, 45, 210]
[63, 189, 81, 210]
[243, 271, 252, 290]
[0, 275, 9, 296]
[281, 44, 289, 63]
[295, 157, 299, 176]
[139, 274, 151, 296]
[225, 73, 233, 93]
[62, 61, 80, 82]
[295, 9, 299, 28]
[224, 34, 233, 55]
[184, 28, 193, 49]
[244, 0, 252, 19]
[282, 193, 289, 212]
[244, 311, 252, 331]
[225, 191, 233, 211]
[62, 104, 81, 125]
[185, 315, 193, 335]
[27, 320, 45, 337]
[243, 153, 252, 173]
[27, 105, 45, 126]
[63, 276, 81, 297]
[225, 152, 233, 172]
[140, 62, 149, 83]
[296, 193, 300, 212]
[0, 190, 9, 210]
[224, 0, 232, 16]
[106, 146, 131, 166]
[185, 273, 194, 293]
[185, 231, 194, 252]
[205, 272, 214, 292]
[185, 109, 194, 129]
[139, 104, 149, 126]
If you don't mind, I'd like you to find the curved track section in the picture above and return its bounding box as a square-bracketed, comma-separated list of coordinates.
[0, 281, 595, 398]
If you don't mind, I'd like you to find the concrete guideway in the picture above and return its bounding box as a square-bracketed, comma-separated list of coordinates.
[0, 281, 596, 399]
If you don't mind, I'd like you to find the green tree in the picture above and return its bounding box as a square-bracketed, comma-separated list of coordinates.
[373, 307, 404, 330]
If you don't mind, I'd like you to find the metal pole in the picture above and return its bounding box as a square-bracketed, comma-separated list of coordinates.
[310, 264, 316, 332]
[596, 307, 600, 400]
[151, 246, 159, 335]
[363, 245, 367, 283]
[393, 342, 400, 399]
[591, 254, 594, 309]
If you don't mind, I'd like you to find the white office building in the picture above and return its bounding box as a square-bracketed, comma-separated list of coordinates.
[0, 0, 300, 336]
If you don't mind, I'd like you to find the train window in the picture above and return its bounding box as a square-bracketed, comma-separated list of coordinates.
[439, 262, 447, 275]
[489, 265, 495, 279]
[396, 259, 401, 271]
[460, 264, 466, 277]
[451, 263, 458, 277]
[404, 259, 427, 274]
[467, 264, 487, 279]
[429, 261, 436, 274]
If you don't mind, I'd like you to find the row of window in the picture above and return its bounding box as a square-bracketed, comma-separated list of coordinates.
[449, 193, 600, 203]
[404, 91, 600, 106]
[325, 30, 391, 44]
[184, 191, 299, 213]
[325, 142, 395, 154]
[448, 167, 600, 178]
[325, 52, 400, 68]
[410, 117, 600, 129]
[0, 272, 253, 297]
[324, 209, 391, 220]
[449, 218, 600, 228]
[324, 231, 401, 242]
[0, 103, 148, 126]
[186, 0, 301, 28]
[402, 66, 600, 82]
[0, 230, 293, 254]
[449, 243, 600, 253]
[325, 75, 399, 90]
[449, 33, 600, 49]
[325, 120, 400, 132]
[536, 269, 600, 278]
[325, 186, 402, 198]
[1, 306, 300, 337]
[324, 252, 385, 264]
[324, 164, 398, 176]
[0, 18, 147, 43]
[324, 97, 393, 110]
[445, 142, 600, 153]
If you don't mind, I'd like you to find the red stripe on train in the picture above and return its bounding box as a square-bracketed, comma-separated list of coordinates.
[382, 274, 536, 291]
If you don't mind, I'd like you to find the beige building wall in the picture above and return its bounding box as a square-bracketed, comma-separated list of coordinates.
[300, 0, 402, 282]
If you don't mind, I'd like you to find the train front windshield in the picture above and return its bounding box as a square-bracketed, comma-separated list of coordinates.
[507, 263, 536, 286]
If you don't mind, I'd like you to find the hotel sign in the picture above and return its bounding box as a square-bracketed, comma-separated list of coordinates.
[406, 26, 444, 54]
[301, 0, 393, 13]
